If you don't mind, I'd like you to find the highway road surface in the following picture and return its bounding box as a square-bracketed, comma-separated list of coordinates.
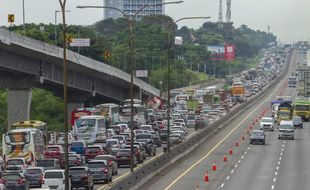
[136, 51, 300, 190]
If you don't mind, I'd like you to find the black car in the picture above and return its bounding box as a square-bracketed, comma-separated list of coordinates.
[36, 158, 61, 170]
[24, 167, 44, 188]
[2, 173, 30, 190]
[69, 166, 94, 190]
[250, 130, 266, 145]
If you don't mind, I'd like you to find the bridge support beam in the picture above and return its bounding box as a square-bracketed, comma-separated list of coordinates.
[7, 89, 32, 130]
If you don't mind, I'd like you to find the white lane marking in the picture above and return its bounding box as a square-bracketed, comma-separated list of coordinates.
[281, 148, 284, 151]
[275, 171, 278, 176]
[271, 185, 275, 190]
[220, 183, 225, 188]
[273, 178, 276, 182]
[276, 166, 279, 170]
[235, 164, 238, 168]
[278, 161, 281, 165]
[241, 155, 244, 159]
[282, 144, 285, 147]
[280, 152, 283, 156]
[247, 147, 250, 150]
[279, 157, 282, 161]
[231, 170, 234, 174]
[284, 141, 286, 144]
[238, 160, 241, 163]
[226, 176, 230, 180]
[244, 151, 247, 154]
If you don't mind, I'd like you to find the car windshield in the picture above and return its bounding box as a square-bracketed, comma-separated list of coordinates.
[106, 140, 118, 146]
[25, 169, 42, 174]
[69, 168, 87, 175]
[136, 134, 151, 139]
[293, 117, 302, 122]
[187, 115, 195, 120]
[7, 159, 23, 165]
[295, 105, 309, 111]
[280, 125, 293, 129]
[45, 171, 63, 179]
[252, 131, 264, 137]
[261, 118, 273, 123]
[75, 119, 96, 133]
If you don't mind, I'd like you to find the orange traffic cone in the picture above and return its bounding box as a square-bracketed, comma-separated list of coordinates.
[212, 162, 217, 171]
[204, 171, 209, 182]
[241, 135, 245, 140]
[246, 129, 250, 134]
[250, 125, 253, 129]
[224, 154, 228, 162]
[196, 184, 200, 189]
[229, 147, 233, 155]
[235, 141, 240, 146]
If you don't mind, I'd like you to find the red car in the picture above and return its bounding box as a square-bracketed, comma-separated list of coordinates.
[44, 145, 64, 159]
[84, 145, 105, 161]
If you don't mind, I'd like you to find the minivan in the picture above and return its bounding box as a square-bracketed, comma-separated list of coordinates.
[278, 120, 294, 140]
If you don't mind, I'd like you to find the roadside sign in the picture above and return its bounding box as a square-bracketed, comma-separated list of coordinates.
[135, 70, 148, 78]
[70, 38, 90, 47]
[104, 51, 112, 59]
[175, 36, 183, 45]
[8, 14, 15, 23]
[66, 36, 73, 43]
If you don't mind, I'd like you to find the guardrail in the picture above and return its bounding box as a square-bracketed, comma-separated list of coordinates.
[106, 50, 293, 190]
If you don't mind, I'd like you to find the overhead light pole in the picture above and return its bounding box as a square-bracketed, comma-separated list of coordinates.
[167, 17, 210, 152]
[77, 0, 183, 173]
[22, 0, 25, 34]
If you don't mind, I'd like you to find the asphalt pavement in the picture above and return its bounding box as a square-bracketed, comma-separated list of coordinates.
[136, 51, 299, 190]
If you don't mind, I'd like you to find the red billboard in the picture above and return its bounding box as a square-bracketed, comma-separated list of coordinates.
[207, 44, 235, 61]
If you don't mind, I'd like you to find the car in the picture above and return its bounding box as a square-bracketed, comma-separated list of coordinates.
[36, 159, 61, 170]
[140, 125, 154, 132]
[149, 131, 162, 147]
[2, 172, 30, 190]
[115, 149, 138, 167]
[259, 117, 274, 131]
[5, 158, 28, 174]
[70, 141, 87, 155]
[84, 145, 105, 161]
[169, 133, 183, 145]
[94, 155, 118, 176]
[123, 145, 144, 163]
[87, 160, 112, 183]
[292, 116, 303, 128]
[111, 135, 127, 145]
[118, 132, 131, 142]
[135, 136, 156, 156]
[278, 120, 295, 140]
[105, 139, 121, 155]
[250, 130, 266, 145]
[186, 114, 196, 127]
[24, 167, 45, 188]
[69, 154, 85, 167]
[44, 145, 64, 160]
[69, 166, 94, 190]
[42, 169, 67, 190]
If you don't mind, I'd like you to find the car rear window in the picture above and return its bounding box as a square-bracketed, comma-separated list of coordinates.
[88, 162, 107, 168]
[69, 168, 87, 174]
[69, 155, 78, 161]
[3, 174, 21, 180]
[71, 142, 84, 147]
[47, 147, 60, 151]
[25, 169, 42, 174]
[36, 160, 55, 167]
[7, 159, 23, 165]
[87, 147, 101, 151]
[44, 171, 63, 179]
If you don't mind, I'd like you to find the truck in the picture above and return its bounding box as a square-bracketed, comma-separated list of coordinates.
[293, 100, 310, 121]
[288, 75, 297, 87]
[230, 81, 246, 103]
[276, 101, 293, 124]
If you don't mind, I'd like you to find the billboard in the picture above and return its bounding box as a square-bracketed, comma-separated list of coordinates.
[135, 70, 148, 78]
[207, 44, 235, 61]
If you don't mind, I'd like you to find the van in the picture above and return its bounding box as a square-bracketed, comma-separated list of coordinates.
[278, 120, 294, 140]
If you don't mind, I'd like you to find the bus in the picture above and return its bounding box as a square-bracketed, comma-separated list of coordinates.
[74, 115, 107, 144]
[119, 105, 146, 126]
[2, 128, 45, 165]
[70, 108, 101, 126]
[11, 120, 48, 144]
[95, 103, 120, 125]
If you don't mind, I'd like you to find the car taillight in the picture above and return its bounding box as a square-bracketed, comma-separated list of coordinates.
[102, 168, 108, 174]
[41, 177, 45, 184]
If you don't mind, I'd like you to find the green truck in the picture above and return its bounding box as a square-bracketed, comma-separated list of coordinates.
[293, 100, 310, 121]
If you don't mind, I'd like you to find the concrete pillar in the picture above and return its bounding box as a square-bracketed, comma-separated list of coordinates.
[7, 89, 32, 130]
[67, 102, 84, 127]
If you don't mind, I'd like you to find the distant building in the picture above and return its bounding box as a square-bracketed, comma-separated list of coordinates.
[104, 0, 165, 20]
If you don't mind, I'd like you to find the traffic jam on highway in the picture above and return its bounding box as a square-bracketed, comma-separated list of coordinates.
[0, 46, 293, 190]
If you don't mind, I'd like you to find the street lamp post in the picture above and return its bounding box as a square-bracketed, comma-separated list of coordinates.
[58, 0, 69, 190]
[166, 16, 211, 152]
[77, 0, 183, 173]
[22, 0, 25, 34]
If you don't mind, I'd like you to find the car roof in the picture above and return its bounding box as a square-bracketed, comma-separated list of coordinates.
[69, 166, 88, 170]
[261, 117, 273, 120]
[26, 167, 44, 171]
[44, 169, 64, 173]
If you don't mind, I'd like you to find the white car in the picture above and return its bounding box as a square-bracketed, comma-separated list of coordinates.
[42, 169, 68, 190]
[259, 117, 274, 131]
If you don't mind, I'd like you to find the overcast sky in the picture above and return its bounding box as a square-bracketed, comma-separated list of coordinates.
[0, 0, 309, 43]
